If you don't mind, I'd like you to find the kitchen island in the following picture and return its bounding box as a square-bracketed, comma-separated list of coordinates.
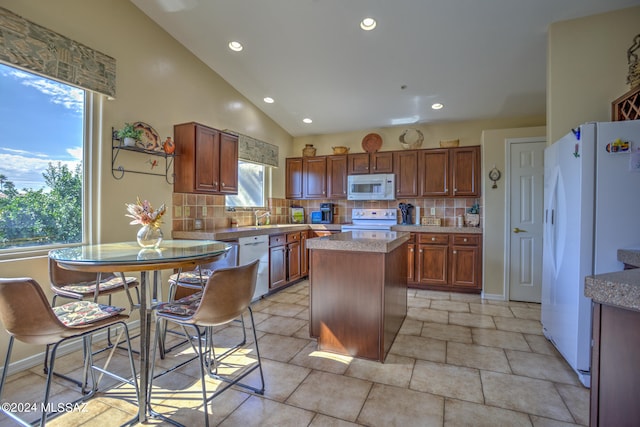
[306, 230, 410, 362]
[585, 248, 640, 427]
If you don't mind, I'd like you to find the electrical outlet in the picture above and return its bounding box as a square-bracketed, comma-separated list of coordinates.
[430, 207, 436, 215]
[202, 206, 207, 217]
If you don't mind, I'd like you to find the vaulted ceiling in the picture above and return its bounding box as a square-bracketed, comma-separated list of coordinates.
[132, 0, 640, 136]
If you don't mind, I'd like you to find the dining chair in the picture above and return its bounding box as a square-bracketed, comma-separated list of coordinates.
[148, 260, 264, 427]
[46, 258, 140, 384]
[0, 277, 139, 427]
[160, 243, 237, 356]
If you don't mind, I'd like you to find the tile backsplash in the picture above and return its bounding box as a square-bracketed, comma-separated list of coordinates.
[172, 193, 482, 232]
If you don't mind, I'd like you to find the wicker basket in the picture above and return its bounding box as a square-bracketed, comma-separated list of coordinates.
[421, 216, 442, 226]
[439, 139, 460, 148]
[332, 146, 350, 155]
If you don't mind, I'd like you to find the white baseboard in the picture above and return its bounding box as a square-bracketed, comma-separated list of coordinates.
[481, 292, 506, 301]
[0, 320, 140, 378]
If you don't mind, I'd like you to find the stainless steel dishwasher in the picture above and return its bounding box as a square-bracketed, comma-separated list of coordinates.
[238, 235, 269, 300]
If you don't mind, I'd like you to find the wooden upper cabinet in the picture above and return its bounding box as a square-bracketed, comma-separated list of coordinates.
[303, 156, 327, 198]
[450, 146, 480, 197]
[348, 153, 370, 174]
[393, 150, 418, 198]
[420, 149, 449, 197]
[219, 132, 238, 194]
[348, 152, 393, 174]
[286, 158, 303, 199]
[326, 155, 347, 199]
[370, 152, 393, 173]
[173, 122, 238, 194]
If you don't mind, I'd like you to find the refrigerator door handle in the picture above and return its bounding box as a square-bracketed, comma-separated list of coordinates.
[545, 209, 548, 223]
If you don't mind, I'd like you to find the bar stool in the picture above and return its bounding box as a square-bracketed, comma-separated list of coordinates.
[148, 260, 264, 427]
[0, 277, 139, 427]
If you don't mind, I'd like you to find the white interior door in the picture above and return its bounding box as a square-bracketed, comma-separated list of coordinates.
[508, 140, 545, 302]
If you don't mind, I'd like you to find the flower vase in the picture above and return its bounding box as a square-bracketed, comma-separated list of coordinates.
[137, 224, 163, 248]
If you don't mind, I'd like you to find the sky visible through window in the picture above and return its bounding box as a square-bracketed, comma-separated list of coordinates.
[0, 63, 83, 192]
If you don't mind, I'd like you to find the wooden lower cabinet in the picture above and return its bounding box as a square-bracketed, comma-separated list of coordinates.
[408, 232, 482, 293]
[269, 232, 306, 290]
[269, 234, 287, 289]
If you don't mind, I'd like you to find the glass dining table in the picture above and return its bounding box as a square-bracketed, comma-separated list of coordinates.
[48, 239, 231, 424]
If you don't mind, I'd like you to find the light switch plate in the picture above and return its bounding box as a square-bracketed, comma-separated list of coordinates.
[185, 206, 190, 217]
[202, 206, 207, 216]
[430, 207, 436, 215]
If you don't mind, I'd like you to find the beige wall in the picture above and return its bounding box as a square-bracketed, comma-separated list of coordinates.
[293, 116, 544, 156]
[547, 6, 640, 143]
[0, 0, 292, 362]
[481, 127, 546, 298]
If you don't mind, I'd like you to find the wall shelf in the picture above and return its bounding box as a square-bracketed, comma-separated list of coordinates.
[111, 128, 174, 184]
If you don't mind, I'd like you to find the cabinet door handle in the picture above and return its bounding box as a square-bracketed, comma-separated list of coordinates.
[513, 227, 527, 233]
[463, 238, 468, 242]
[419, 249, 423, 253]
[431, 237, 436, 241]
[221, 182, 225, 187]
[409, 248, 413, 252]
[453, 250, 457, 254]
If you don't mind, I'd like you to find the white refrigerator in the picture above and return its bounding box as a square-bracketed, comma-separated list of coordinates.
[542, 120, 640, 388]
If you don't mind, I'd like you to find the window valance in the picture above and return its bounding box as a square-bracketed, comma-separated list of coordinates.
[0, 7, 116, 97]
[225, 130, 279, 168]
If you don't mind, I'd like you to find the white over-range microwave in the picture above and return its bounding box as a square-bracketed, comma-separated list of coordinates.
[347, 173, 395, 200]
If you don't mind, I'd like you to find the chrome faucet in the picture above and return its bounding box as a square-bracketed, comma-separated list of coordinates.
[255, 210, 271, 226]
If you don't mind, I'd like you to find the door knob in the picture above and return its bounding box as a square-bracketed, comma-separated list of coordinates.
[513, 227, 527, 233]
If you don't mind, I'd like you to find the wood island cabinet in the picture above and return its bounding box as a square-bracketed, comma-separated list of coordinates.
[173, 122, 238, 194]
[408, 232, 482, 293]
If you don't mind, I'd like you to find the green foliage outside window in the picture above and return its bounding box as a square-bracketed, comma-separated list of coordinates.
[0, 162, 82, 249]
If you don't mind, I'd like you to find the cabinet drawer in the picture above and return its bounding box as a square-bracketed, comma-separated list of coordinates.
[408, 233, 416, 243]
[270, 234, 286, 246]
[452, 234, 480, 246]
[418, 233, 449, 244]
[287, 232, 301, 243]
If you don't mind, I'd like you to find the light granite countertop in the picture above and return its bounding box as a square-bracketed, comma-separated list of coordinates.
[305, 230, 410, 253]
[585, 248, 640, 311]
[173, 224, 482, 241]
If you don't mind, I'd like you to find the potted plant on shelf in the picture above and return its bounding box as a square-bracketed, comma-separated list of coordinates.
[117, 123, 143, 147]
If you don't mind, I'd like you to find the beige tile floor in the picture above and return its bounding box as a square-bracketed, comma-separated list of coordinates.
[0, 280, 590, 426]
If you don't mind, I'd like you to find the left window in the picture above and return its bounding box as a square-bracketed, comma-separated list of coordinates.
[0, 63, 85, 250]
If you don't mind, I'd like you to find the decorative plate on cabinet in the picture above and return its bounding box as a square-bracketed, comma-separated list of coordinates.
[133, 122, 161, 151]
[362, 133, 382, 152]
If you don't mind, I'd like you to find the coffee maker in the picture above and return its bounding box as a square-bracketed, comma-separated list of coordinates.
[319, 203, 334, 224]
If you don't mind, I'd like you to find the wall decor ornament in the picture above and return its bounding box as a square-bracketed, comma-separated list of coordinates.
[488, 166, 502, 189]
[627, 33, 640, 89]
[399, 129, 424, 150]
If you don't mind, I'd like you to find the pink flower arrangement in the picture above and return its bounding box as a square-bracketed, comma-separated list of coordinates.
[125, 197, 166, 228]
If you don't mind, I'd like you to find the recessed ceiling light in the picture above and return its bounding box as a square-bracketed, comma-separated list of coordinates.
[263, 97, 274, 104]
[228, 41, 243, 52]
[360, 17, 377, 31]
[303, 118, 313, 124]
[431, 103, 444, 110]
